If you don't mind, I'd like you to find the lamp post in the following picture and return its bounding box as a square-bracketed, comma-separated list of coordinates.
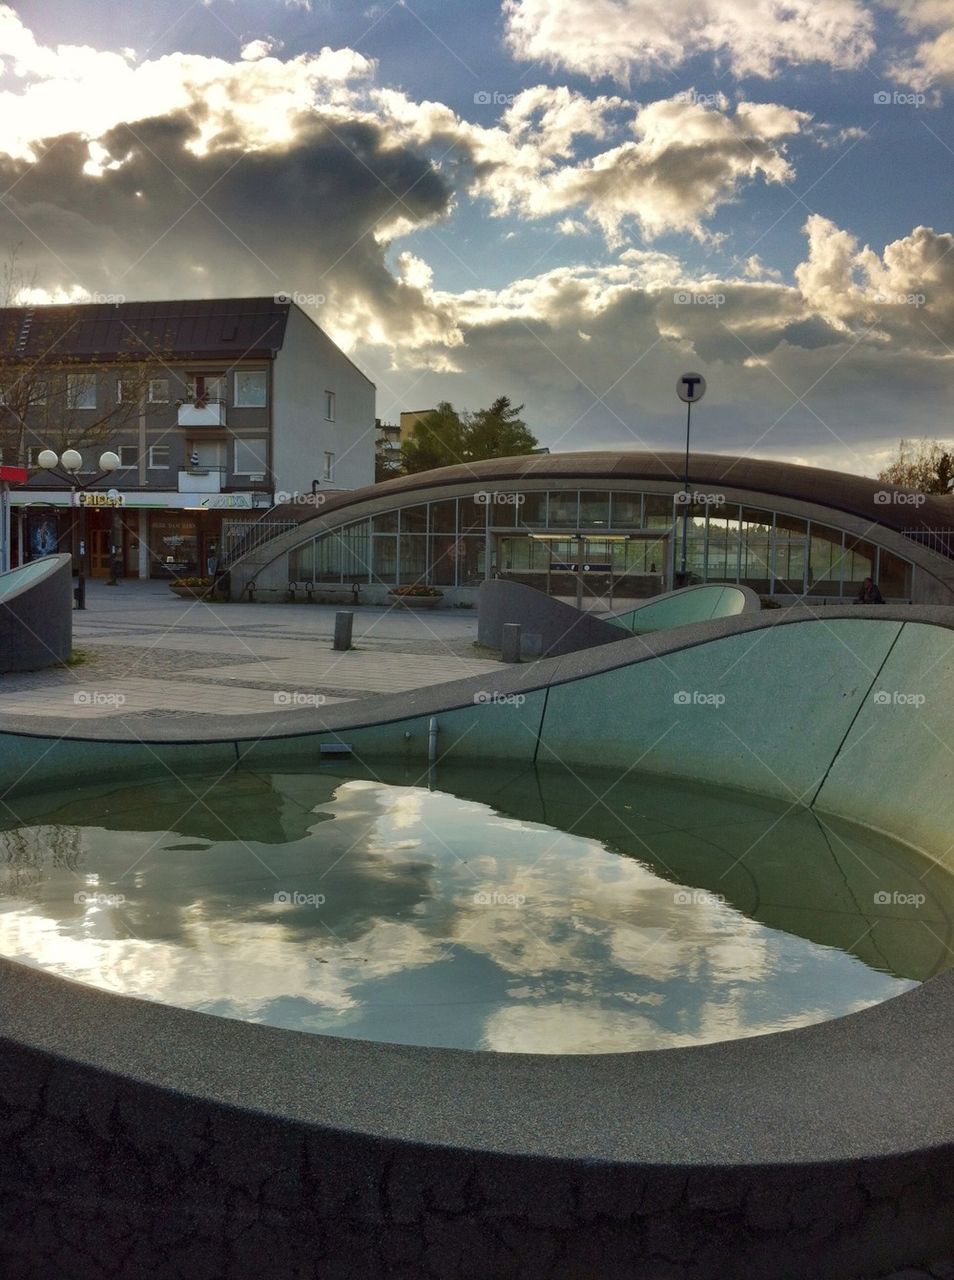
[675, 373, 707, 587]
[36, 448, 121, 610]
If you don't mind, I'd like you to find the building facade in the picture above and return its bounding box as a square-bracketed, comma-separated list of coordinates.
[2, 298, 375, 578]
[228, 451, 954, 606]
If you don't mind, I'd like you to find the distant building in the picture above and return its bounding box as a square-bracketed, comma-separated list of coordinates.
[375, 418, 402, 478]
[2, 297, 375, 578]
[399, 409, 435, 442]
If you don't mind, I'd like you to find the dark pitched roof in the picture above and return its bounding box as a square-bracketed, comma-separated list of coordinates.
[302, 450, 954, 534]
[0, 297, 290, 364]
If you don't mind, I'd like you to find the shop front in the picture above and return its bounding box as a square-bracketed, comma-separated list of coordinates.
[148, 509, 223, 578]
[9, 490, 268, 579]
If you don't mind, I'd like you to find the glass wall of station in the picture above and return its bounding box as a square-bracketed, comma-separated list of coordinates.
[286, 488, 915, 598]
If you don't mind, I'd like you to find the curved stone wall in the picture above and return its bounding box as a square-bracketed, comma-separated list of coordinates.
[477, 577, 626, 656]
[477, 580, 762, 658]
[606, 581, 762, 632]
[3, 604, 954, 1278]
[0, 553, 72, 673]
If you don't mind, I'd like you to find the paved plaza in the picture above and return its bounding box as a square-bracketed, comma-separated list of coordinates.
[0, 580, 501, 720]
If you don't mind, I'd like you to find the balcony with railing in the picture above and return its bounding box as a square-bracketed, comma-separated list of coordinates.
[178, 466, 226, 494]
[177, 398, 227, 427]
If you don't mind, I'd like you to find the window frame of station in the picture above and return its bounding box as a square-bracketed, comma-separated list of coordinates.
[673, 502, 914, 598]
[284, 487, 916, 598]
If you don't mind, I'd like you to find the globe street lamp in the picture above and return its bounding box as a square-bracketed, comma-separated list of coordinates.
[36, 449, 121, 609]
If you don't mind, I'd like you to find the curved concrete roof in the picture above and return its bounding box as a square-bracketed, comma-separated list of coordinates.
[303, 450, 954, 533]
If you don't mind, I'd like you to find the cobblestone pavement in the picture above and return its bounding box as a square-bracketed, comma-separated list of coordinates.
[1, 580, 501, 719]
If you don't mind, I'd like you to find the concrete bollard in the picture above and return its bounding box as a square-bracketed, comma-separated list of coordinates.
[333, 611, 354, 652]
[501, 623, 521, 664]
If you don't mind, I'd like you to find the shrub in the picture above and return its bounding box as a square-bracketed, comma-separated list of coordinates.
[388, 584, 443, 598]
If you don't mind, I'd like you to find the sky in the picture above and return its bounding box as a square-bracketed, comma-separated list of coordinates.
[2, 0, 954, 475]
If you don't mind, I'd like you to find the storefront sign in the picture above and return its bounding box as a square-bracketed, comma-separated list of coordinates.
[15, 490, 272, 510]
[201, 493, 254, 509]
[74, 491, 125, 508]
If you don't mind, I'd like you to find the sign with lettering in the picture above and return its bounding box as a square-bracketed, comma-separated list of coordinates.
[74, 491, 125, 508]
[201, 494, 254, 509]
[676, 372, 707, 404]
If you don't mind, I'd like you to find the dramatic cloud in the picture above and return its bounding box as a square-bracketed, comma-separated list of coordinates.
[0, 6, 375, 160]
[372, 216, 954, 471]
[458, 91, 810, 242]
[0, 6, 951, 471]
[503, 0, 877, 81]
[0, 108, 460, 351]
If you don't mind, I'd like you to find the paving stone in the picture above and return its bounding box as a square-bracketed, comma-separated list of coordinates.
[1, 580, 499, 721]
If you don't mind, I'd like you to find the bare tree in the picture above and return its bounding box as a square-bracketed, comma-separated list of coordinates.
[878, 437, 954, 495]
[0, 247, 172, 467]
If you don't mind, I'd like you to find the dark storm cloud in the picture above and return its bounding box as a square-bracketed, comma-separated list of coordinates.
[0, 105, 455, 337]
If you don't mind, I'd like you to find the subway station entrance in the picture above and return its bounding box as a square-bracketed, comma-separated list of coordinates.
[496, 531, 672, 609]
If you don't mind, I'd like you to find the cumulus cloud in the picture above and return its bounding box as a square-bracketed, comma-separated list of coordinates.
[884, 0, 954, 86]
[0, 8, 951, 469]
[0, 6, 375, 160]
[240, 38, 280, 62]
[503, 0, 876, 81]
[795, 213, 954, 344]
[375, 216, 954, 470]
[455, 89, 811, 243]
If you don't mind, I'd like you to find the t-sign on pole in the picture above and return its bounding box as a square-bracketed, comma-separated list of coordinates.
[675, 372, 707, 585]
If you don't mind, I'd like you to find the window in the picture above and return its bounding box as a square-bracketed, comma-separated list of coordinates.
[33, 381, 47, 407]
[324, 390, 336, 421]
[148, 378, 169, 403]
[323, 451, 335, 482]
[67, 374, 96, 410]
[547, 491, 578, 527]
[610, 493, 642, 529]
[148, 445, 170, 469]
[234, 370, 267, 407]
[579, 491, 609, 528]
[234, 438, 267, 477]
[187, 374, 226, 404]
[190, 442, 226, 470]
[119, 446, 139, 468]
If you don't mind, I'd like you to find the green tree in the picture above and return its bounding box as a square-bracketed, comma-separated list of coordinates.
[878, 438, 954, 495]
[401, 397, 537, 474]
[400, 402, 466, 474]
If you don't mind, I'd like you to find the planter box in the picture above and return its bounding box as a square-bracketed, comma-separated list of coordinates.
[387, 593, 443, 609]
[170, 585, 223, 601]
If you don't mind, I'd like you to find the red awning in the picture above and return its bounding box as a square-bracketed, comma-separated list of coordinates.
[0, 466, 28, 485]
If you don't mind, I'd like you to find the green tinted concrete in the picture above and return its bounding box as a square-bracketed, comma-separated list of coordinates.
[816, 621, 954, 864]
[0, 736, 239, 797]
[538, 619, 903, 801]
[608, 583, 759, 634]
[235, 687, 548, 770]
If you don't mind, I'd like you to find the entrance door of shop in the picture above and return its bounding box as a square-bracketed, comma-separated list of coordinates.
[89, 528, 113, 577]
